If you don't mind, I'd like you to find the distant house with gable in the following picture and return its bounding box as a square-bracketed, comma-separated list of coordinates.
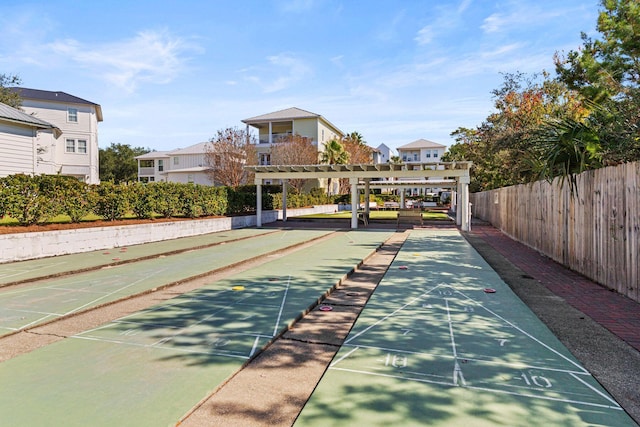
[135, 141, 212, 185]
[8, 87, 103, 184]
[396, 139, 448, 197]
[242, 107, 344, 166]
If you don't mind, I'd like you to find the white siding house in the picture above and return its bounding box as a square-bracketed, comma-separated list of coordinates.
[0, 102, 62, 178]
[136, 141, 212, 185]
[396, 139, 448, 196]
[10, 88, 103, 184]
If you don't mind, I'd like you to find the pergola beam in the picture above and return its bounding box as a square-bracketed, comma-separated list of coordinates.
[249, 162, 472, 231]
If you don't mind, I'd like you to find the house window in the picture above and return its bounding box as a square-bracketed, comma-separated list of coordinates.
[173, 157, 179, 165]
[65, 139, 88, 154]
[140, 160, 154, 167]
[158, 160, 164, 171]
[260, 153, 271, 166]
[68, 108, 78, 123]
[425, 150, 431, 158]
[413, 153, 418, 161]
[77, 140, 87, 154]
[434, 151, 439, 158]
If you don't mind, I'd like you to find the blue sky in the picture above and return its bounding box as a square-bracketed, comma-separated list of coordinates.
[1, 0, 600, 152]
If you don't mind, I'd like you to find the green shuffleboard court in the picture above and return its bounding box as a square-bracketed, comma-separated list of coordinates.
[0, 229, 394, 426]
[0, 229, 332, 336]
[295, 229, 636, 427]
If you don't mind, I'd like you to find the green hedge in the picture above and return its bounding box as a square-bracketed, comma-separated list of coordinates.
[0, 175, 340, 226]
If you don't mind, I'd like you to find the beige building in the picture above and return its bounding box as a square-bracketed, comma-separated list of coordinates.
[242, 107, 344, 188]
[10, 88, 103, 184]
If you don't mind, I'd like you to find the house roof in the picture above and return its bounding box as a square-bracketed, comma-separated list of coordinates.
[242, 107, 320, 123]
[11, 87, 103, 122]
[169, 141, 210, 155]
[0, 102, 62, 138]
[397, 139, 446, 150]
[135, 141, 210, 160]
[242, 107, 344, 137]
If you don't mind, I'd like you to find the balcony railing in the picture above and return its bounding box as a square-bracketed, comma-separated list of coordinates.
[139, 167, 155, 175]
[258, 132, 293, 144]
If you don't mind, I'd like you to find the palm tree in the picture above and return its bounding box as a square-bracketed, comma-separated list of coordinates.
[321, 139, 350, 195]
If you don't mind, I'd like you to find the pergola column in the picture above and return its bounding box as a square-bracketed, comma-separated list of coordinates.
[459, 176, 471, 231]
[350, 177, 359, 229]
[255, 178, 263, 227]
[364, 179, 371, 215]
[282, 179, 287, 223]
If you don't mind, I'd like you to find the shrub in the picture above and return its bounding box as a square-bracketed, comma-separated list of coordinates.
[93, 181, 130, 221]
[0, 174, 57, 225]
[128, 181, 154, 219]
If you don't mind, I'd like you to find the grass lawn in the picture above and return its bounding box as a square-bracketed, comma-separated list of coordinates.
[296, 210, 450, 221]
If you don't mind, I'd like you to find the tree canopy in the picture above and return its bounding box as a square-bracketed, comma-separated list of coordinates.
[0, 73, 22, 108]
[99, 143, 150, 183]
[205, 127, 257, 187]
[446, 0, 640, 191]
[269, 134, 319, 192]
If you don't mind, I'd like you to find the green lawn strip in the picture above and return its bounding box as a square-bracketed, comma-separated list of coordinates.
[0, 229, 394, 427]
[295, 210, 450, 220]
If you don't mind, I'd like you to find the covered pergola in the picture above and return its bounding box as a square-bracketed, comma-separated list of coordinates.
[245, 161, 473, 231]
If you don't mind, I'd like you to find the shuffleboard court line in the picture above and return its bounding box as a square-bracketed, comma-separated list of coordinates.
[273, 275, 292, 336]
[336, 342, 593, 376]
[455, 289, 589, 373]
[330, 346, 360, 367]
[570, 372, 621, 406]
[62, 267, 170, 316]
[71, 334, 251, 359]
[329, 367, 623, 410]
[344, 283, 445, 344]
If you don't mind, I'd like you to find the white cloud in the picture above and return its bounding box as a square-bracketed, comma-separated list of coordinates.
[48, 29, 199, 93]
[415, 26, 434, 45]
[244, 53, 313, 93]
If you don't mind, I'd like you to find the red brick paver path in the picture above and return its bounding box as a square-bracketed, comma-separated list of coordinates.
[469, 224, 640, 352]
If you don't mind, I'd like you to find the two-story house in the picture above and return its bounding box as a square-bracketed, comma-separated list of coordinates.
[135, 141, 212, 185]
[241, 107, 344, 188]
[9, 88, 103, 184]
[396, 139, 448, 197]
[0, 102, 62, 177]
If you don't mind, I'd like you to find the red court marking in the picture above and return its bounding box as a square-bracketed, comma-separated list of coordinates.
[399, 266, 408, 270]
[319, 305, 333, 311]
[484, 288, 496, 293]
[112, 258, 120, 261]
[103, 252, 110, 255]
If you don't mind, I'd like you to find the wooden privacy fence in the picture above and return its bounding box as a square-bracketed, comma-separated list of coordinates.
[470, 161, 640, 303]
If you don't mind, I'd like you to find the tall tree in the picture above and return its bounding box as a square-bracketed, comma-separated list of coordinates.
[99, 143, 150, 183]
[205, 127, 257, 187]
[446, 72, 586, 191]
[555, 0, 640, 164]
[270, 134, 319, 192]
[0, 73, 22, 108]
[341, 131, 373, 164]
[320, 139, 350, 194]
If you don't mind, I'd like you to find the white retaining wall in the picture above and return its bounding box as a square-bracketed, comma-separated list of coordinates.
[0, 205, 337, 263]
